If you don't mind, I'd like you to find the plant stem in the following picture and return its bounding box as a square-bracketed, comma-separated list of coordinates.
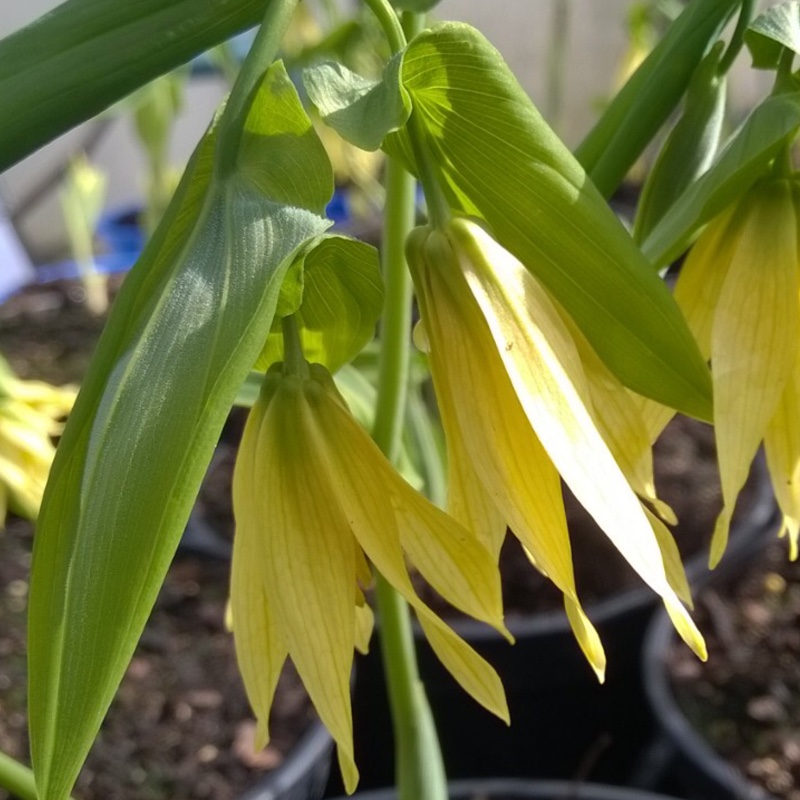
[371, 158, 416, 463]
[718, 0, 755, 74]
[366, 6, 448, 799]
[215, 0, 300, 177]
[281, 315, 309, 378]
[362, 0, 406, 54]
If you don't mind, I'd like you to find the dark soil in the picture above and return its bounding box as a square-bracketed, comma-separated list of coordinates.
[0, 279, 317, 800]
[668, 540, 800, 800]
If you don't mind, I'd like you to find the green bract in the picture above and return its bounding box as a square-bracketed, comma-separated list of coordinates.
[304, 53, 411, 151]
[27, 61, 332, 800]
[257, 234, 384, 372]
[388, 23, 712, 421]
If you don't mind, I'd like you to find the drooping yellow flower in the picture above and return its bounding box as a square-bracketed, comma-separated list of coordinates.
[407, 218, 706, 679]
[674, 176, 800, 563]
[0, 356, 76, 525]
[231, 360, 510, 794]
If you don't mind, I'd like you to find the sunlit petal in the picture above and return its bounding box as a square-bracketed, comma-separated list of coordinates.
[451, 220, 691, 619]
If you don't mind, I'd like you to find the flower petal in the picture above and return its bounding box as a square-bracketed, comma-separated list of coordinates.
[673, 203, 741, 361]
[765, 358, 800, 561]
[565, 312, 676, 524]
[246, 379, 359, 791]
[416, 609, 509, 723]
[449, 219, 704, 656]
[416, 229, 605, 676]
[307, 369, 510, 717]
[711, 180, 799, 566]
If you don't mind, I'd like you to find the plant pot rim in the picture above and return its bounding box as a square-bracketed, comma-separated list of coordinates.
[642, 522, 779, 800]
[238, 717, 332, 800]
[327, 777, 690, 799]
[436, 455, 778, 643]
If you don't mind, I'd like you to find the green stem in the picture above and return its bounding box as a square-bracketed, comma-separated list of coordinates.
[718, 0, 755, 74]
[407, 113, 451, 230]
[215, 0, 300, 177]
[374, 574, 447, 800]
[371, 158, 416, 462]
[281, 315, 309, 378]
[366, 7, 448, 799]
[362, 0, 406, 54]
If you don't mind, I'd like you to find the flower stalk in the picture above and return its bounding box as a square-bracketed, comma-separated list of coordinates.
[365, 5, 449, 798]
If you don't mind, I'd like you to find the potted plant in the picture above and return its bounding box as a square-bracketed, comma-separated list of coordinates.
[1, 2, 800, 800]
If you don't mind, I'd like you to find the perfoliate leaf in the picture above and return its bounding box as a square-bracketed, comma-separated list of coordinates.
[575, 0, 740, 197]
[0, 0, 267, 171]
[391, 23, 712, 421]
[304, 53, 410, 150]
[257, 234, 383, 372]
[746, 1, 800, 69]
[643, 90, 800, 267]
[28, 61, 332, 800]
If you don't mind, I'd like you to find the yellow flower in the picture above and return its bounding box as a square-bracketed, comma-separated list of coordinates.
[0, 357, 76, 524]
[231, 361, 509, 794]
[407, 217, 706, 679]
[674, 176, 800, 563]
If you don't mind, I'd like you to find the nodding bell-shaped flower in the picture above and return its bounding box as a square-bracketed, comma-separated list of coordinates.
[231, 360, 510, 794]
[674, 176, 800, 563]
[0, 356, 76, 525]
[407, 218, 706, 679]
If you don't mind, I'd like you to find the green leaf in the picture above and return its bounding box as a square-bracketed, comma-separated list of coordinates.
[643, 90, 800, 267]
[256, 234, 384, 372]
[746, 1, 800, 69]
[0, 0, 268, 171]
[390, 22, 712, 421]
[28, 61, 332, 800]
[304, 53, 411, 150]
[575, 0, 740, 197]
[633, 42, 727, 243]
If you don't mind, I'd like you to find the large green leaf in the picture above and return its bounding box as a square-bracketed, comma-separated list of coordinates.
[28, 61, 332, 800]
[256, 234, 384, 371]
[575, 0, 740, 197]
[0, 0, 268, 171]
[303, 53, 411, 151]
[643, 90, 800, 267]
[389, 23, 712, 421]
[746, 1, 800, 69]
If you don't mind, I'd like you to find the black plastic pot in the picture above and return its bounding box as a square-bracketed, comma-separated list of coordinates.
[239, 718, 334, 800]
[344, 461, 778, 792]
[326, 777, 691, 800]
[641, 526, 778, 800]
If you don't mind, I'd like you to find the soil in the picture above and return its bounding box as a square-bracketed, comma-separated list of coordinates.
[667, 539, 800, 800]
[0, 279, 317, 800]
